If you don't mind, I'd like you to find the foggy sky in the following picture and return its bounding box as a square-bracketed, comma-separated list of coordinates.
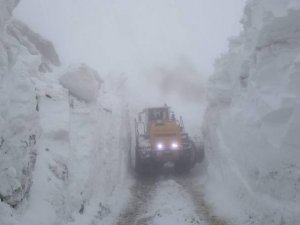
[15, 0, 246, 76]
[14, 0, 247, 132]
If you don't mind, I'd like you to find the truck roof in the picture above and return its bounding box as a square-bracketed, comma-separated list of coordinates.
[143, 106, 170, 111]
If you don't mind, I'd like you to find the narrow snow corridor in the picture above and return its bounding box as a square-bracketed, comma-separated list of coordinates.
[2, 1, 300, 225]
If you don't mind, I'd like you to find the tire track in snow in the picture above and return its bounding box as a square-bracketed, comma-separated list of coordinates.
[116, 164, 227, 225]
[135, 177, 205, 225]
[116, 176, 157, 225]
[175, 173, 228, 225]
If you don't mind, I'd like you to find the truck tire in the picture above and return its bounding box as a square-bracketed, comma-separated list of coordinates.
[175, 142, 197, 173]
[135, 147, 143, 174]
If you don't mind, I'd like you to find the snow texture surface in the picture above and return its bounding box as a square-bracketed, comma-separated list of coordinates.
[204, 0, 300, 224]
[143, 180, 205, 225]
[0, 1, 132, 225]
[0, 0, 58, 208]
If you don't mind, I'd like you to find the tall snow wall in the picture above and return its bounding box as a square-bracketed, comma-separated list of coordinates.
[0, 2, 132, 225]
[204, 0, 300, 224]
[26, 72, 132, 225]
[0, 0, 59, 207]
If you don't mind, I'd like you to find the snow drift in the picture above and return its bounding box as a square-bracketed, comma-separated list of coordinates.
[204, 0, 300, 224]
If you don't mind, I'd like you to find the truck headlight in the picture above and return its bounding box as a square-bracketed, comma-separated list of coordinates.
[171, 142, 179, 149]
[157, 143, 164, 150]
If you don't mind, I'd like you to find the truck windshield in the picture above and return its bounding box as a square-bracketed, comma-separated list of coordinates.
[148, 108, 169, 121]
[156, 133, 176, 137]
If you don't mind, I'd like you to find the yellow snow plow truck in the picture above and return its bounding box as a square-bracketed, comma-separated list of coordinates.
[134, 105, 202, 174]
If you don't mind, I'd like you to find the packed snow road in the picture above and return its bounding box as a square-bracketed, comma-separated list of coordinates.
[116, 164, 226, 225]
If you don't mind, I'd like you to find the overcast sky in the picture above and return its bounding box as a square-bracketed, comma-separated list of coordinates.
[15, 0, 247, 132]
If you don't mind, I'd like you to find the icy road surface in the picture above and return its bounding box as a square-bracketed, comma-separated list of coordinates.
[116, 164, 226, 225]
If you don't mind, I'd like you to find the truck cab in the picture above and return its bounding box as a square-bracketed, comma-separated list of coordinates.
[135, 105, 197, 174]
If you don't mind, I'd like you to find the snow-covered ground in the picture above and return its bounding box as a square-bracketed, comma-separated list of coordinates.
[136, 179, 203, 225]
[204, 0, 300, 224]
[115, 164, 216, 225]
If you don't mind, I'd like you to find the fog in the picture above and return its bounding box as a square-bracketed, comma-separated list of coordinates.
[146, 58, 205, 102]
[15, 0, 246, 132]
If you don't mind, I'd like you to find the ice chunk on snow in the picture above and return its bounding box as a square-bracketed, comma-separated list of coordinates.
[59, 64, 103, 102]
[0, 167, 22, 206]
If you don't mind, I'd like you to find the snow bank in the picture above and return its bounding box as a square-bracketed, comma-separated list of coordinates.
[204, 0, 300, 224]
[0, 0, 59, 209]
[66, 80, 132, 225]
[17, 75, 131, 225]
[1, 1, 131, 225]
[59, 64, 103, 102]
